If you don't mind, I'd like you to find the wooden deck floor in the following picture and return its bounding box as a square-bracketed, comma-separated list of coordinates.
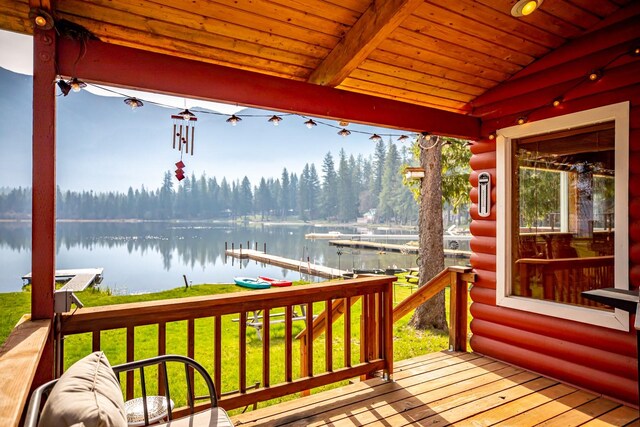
[232, 351, 639, 427]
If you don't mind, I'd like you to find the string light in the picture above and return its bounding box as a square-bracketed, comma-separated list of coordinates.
[226, 115, 242, 126]
[124, 97, 144, 109]
[369, 134, 382, 143]
[179, 109, 195, 120]
[588, 69, 602, 81]
[397, 135, 409, 142]
[57, 79, 71, 96]
[268, 115, 283, 126]
[488, 133, 496, 140]
[69, 78, 87, 92]
[338, 128, 351, 137]
[552, 97, 563, 107]
[304, 119, 317, 128]
[517, 116, 527, 125]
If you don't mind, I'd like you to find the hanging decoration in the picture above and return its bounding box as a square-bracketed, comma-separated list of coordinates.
[171, 109, 197, 181]
[172, 109, 197, 155]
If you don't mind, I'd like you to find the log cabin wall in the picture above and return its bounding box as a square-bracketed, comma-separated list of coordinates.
[468, 7, 640, 406]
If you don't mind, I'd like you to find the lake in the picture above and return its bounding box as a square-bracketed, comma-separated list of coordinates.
[0, 221, 433, 294]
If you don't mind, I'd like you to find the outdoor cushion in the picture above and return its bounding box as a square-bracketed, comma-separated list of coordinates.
[38, 351, 127, 427]
[155, 407, 234, 427]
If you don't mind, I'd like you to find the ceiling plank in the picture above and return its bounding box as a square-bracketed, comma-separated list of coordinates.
[307, 0, 424, 87]
[57, 37, 480, 138]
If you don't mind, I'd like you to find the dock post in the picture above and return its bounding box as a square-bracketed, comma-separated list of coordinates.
[254, 241, 258, 251]
[247, 240, 250, 251]
[264, 243, 267, 254]
[225, 242, 228, 251]
[240, 244, 243, 258]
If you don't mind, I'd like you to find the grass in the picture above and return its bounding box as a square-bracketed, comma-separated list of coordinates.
[1, 275, 464, 413]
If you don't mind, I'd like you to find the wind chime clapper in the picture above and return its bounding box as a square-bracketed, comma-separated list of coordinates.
[172, 109, 197, 155]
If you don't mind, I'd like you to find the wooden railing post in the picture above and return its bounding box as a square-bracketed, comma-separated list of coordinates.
[448, 268, 469, 352]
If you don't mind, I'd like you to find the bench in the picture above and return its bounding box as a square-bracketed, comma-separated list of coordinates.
[232, 306, 315, 340]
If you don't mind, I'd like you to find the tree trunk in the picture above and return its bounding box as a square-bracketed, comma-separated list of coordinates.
[409, 135, 448, 331]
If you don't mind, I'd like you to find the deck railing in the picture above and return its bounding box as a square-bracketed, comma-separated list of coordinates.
[297, 266, 475, 367]
[55, 276, 394, 411]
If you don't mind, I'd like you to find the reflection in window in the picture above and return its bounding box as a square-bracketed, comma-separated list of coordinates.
[511, 123, 615, 309]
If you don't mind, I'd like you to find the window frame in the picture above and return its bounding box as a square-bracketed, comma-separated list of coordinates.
[496, 102, 630, 331]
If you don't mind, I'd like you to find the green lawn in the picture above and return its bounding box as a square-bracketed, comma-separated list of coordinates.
[1, 276, 460, 412]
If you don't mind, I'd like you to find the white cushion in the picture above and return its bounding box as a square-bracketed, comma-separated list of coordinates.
[38, 351, 127, 427]
[156, 407, 234, 427]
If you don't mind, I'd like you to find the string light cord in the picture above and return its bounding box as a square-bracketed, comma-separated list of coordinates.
[84, 83, 418, 142]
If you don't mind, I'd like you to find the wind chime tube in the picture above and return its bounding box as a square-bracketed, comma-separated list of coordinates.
[178, 124, 183, 152]
[190, 126, 195, 156]
[185, 126, 190, 155]
[172, 123, 177, 149]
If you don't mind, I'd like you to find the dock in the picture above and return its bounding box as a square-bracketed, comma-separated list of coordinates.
[328, 239, 471, 258]
[305, 232, 419, 240]
[22, 268, 104, 291]
[225, 249, 347, 279]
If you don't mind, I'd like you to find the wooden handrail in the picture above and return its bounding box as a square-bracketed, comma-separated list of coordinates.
[0, 315, 51, 427]
[56, 276, 395, 411]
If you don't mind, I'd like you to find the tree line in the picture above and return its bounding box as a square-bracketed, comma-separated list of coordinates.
[0, 141, 421, 224]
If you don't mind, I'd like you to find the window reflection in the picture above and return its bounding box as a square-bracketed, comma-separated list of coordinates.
[511, 123, 615, 309]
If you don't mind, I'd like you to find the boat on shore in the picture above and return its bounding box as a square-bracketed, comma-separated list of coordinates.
[233, 277, 271, 289]
[258, 276, 292, 287]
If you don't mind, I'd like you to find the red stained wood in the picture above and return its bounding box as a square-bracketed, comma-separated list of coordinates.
[325, 300, 332, 372]
[214, 316, 221, 398]
[56, 38, 480, 139]
[469, 220, 497, 237]
[470, 236, 496, 254]
[92, 331, 100, 352]
[31, 28, 56, 322]
[469, 151, 497, 170]
[284, 306, 292, 383]
[469, 285, 496, 306]
[472, 319, 636, 378]
[470, 253, 497, 272]
[471, 335, 638, 405]
[126, 326, 134, 400]
[262, 308, 270, 388]
[344, 297, 351, 368]
[469, 270, 497, 290]
[471, 303, 635, 354]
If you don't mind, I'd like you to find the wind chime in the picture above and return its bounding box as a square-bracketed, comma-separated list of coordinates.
[171, 109, 197, 181]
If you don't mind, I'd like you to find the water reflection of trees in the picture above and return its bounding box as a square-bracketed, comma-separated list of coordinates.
[0, 222, 417, 272]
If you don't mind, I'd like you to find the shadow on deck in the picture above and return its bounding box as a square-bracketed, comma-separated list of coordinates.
[232, 351, 639, 426]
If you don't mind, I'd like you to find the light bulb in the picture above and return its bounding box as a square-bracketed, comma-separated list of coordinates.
[304, 119, 317, 129]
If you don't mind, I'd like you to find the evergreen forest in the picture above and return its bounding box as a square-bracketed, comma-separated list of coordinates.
[0, 141, 421, 224]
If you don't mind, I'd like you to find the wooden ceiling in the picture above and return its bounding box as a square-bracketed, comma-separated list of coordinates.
[0, 0, 634, 115]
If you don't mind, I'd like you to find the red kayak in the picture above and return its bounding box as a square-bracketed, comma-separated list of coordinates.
[258, 276, 292, 287]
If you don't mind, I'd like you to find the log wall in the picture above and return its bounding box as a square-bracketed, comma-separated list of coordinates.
[468, 8, 640, 406]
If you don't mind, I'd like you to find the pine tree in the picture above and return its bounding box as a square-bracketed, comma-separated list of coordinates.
[377, 142, 401, 222]
[280, 168, 290, 218]
[320, 152, 338, 219]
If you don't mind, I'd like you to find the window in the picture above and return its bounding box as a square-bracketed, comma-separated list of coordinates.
[496, 102, 629, 330]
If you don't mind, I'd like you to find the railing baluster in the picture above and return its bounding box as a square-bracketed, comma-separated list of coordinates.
[214, 316, 222, 399]
[377, 292, 383, 359]
[383, 284, 393, 380]
[285, 305, 292, 382]
[92, 331, 100, 352]
[239, 311, 247, 393]
[344, 297, 351, 368]
[306, 302, 313, 377]
[325, 299, 332, 372]
[263, 308, 270, 388]
[158, 322, 166, 395]
[126, 326, 134, 400]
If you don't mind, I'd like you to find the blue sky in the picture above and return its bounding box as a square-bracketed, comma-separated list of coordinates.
[0, 30, 415, 193]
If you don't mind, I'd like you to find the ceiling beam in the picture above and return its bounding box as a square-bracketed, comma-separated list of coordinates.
[307, 0, 425, 87]
[57, 38, 479, 139]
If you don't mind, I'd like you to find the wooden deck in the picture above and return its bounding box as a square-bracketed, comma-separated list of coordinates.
[232, 351, 639, 427]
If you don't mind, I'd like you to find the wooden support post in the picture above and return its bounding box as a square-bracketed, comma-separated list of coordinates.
[31, 23, 57, 387]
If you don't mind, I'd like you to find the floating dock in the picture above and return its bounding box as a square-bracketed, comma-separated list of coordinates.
[225, 249, 347, 279]
[328, 239, 471, 258]
[305, 233, 419, 240]
[22, 268, 104, 291]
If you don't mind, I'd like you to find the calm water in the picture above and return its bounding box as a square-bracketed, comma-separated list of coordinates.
[0, 222, 423, 294]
